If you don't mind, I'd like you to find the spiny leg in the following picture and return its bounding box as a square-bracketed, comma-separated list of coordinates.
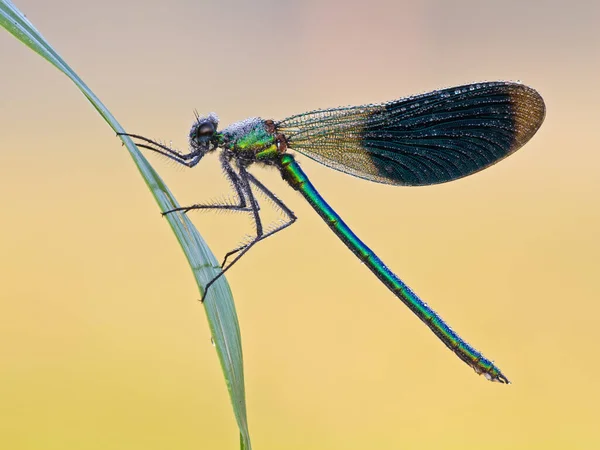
[201, 165, 265, 301]
[117, 132, 203, 167]
[202, 170, 297, 302]
[220, 172, 297, 267]
[124, 133, 264, 265]
[238, 163, 264, 238]
[123, 136, 254, 215]
[121, 132, 295, 300]
[162, 152, 255, 215]
[203, 216, 297, 302]
[247, 172, 296, 224]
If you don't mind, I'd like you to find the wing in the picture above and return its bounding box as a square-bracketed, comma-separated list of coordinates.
[276, 82, 545, 186]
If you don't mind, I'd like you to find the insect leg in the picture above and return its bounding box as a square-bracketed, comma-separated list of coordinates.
[163, 152, 254, 215]
[202, 171, 297, 301]
[118, 133, 202, 167]
[220, 172, 297, 267]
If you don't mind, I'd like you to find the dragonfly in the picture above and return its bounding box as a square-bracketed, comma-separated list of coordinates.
[120, 81, 545, 383]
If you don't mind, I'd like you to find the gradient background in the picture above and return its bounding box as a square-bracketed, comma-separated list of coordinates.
[1, 0, 599, 448]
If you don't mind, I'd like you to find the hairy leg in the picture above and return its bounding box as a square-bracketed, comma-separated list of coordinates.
[202, 168, 297, 301]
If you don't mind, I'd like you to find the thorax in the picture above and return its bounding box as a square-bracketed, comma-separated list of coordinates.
[220, 117, 281, 163]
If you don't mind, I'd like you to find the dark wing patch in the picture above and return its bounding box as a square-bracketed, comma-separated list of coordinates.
[277, 82, 545, 186]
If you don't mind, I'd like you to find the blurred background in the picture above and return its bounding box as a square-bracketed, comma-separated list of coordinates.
[1, 0, 598, 448]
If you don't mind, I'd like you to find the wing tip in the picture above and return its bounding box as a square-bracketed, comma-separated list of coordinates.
[506, 83, 547, 151]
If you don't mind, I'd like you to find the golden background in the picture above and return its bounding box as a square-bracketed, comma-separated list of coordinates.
[1, 0, 598, 448]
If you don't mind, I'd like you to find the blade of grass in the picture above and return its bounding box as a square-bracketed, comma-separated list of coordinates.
[0, 1, 250, 448]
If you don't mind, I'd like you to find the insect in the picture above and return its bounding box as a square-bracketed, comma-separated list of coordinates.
[120, 81, 545, 383]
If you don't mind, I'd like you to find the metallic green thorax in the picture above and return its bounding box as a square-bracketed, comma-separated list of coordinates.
[220, 118, 279, 162]
[278, 153, 509, 383]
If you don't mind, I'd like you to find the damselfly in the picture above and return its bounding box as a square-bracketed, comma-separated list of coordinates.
[120, 81, 545, 383]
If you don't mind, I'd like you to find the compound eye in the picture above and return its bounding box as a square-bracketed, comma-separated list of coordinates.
[197, 122, 215, 138]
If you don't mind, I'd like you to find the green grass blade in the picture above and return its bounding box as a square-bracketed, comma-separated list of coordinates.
[0, 1, 250, 448]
